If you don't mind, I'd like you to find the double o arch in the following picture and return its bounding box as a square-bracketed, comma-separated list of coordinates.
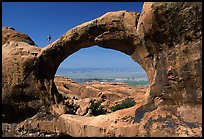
[2, 3, 202, 118]
[35, 11, 155, 104]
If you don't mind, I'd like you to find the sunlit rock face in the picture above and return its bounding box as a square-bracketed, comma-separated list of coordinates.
[2, 2, 202, 137]
[136, 2, 202, 104]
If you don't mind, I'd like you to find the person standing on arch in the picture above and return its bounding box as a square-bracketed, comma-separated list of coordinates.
[47, 34, 52, 44]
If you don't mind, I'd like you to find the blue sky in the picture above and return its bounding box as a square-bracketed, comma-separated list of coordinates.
[2, 2, 144, 70]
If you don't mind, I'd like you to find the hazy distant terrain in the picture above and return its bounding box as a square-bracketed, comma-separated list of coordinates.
[56, 67, 149, 85]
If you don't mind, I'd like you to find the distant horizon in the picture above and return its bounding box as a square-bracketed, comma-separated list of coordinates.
[57, 66, 146, 72]
[56, 66, 148, 85]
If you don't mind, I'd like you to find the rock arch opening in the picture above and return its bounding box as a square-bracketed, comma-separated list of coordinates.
[56, 45, 149, 85]
[53, 45, 150, 116]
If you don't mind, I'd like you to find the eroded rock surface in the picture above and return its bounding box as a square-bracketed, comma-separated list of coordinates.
[2, 2, 202, 137]
[136, 2, 202, 104]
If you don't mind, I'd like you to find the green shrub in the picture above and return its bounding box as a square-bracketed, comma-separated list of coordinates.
[110, 98, 136, 112]
[89, 100, 107, 116]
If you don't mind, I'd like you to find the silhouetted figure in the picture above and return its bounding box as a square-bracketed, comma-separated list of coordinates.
[47, 35, 52, 43]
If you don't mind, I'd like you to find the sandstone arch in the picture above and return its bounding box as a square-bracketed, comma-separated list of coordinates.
[2, 2, 202, 132]
[36, 10, 154, 103]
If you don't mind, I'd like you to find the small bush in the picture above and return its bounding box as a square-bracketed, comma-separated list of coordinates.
[110, 98, 136, 112]
[89, 100, 107, 116]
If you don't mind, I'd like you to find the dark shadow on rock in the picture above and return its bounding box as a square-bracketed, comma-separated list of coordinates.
[2, 103, 39, 123]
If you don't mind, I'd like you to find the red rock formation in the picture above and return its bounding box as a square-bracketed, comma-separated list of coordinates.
[2, 2, 202, 137]
[136, 2, 202, 105]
